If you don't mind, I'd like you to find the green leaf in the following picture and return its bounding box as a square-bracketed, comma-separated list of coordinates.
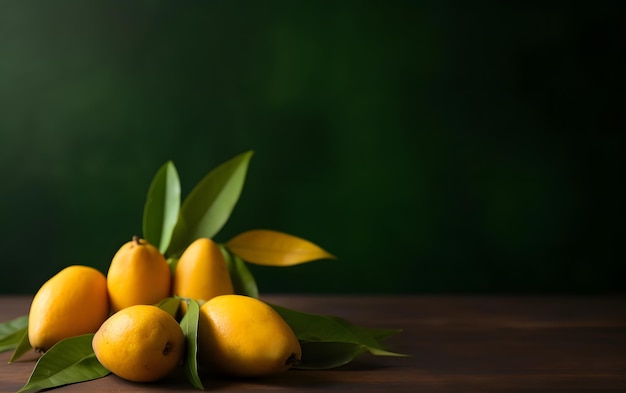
[178, 298, 203, 390]
[220, 245, 259, 298]
[166, 150, 254, 257]
[167, 257, 179, 277]
[143, 161, 181, 254]
[297, 342, 368, 369]
[0, 315, 28, 353]
[0, 330, 24, 353]
[270, 304, 405, 369]
[155, 297, 181, 320]
[9, 329, 32, 363]
[360, 326, 404, 342]
[17, 334, 110, 392]
[0, 315, 28, 339]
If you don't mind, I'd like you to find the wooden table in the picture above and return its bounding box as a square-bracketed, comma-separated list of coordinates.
[1, 295, 625, 392]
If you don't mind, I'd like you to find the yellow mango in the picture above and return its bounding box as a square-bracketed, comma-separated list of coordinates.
[28, 265, 109, 353]
[172, 238, 234, 303]
[197, 294, 302, 377]
[107, 236, 171, 312]
[92, 305, 185, 382]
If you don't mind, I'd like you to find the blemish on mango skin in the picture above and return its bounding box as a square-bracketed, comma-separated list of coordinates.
[285, 352, 301, 366]
[28, 265, 109, 352]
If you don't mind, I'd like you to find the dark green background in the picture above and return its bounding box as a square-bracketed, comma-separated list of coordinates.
[1, 1, 623, 294]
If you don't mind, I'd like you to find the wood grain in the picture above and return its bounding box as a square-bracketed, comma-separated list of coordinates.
[1, 295, 625, 392]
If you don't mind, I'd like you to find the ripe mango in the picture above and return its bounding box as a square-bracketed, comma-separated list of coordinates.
[198, 294, 302, 377]
[92, 305, 185, 382]
[172, 238, 234, 303]
[107, 236, 171, 312]
[28, 265, 109, 353]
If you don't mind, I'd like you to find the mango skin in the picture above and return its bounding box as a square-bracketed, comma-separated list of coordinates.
[92, 305, 185, 382]
[172, 238, 234, 303]
[107, 236, 171, 313]
[28, 265, 109, 352]
[198, 294, 302, 377]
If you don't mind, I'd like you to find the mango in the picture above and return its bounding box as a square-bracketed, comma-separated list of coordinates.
[28, 265, 109, 352]
[107, 236, 170, 312]
[92, 305, 185, 382]
[197, 294, 302, 377]
[172, 238, 234, 303]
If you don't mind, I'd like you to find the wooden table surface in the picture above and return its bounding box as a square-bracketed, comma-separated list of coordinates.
[1, 295, 625, 393]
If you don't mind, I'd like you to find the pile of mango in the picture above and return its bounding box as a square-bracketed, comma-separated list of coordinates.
[28, 236, 300, 382]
